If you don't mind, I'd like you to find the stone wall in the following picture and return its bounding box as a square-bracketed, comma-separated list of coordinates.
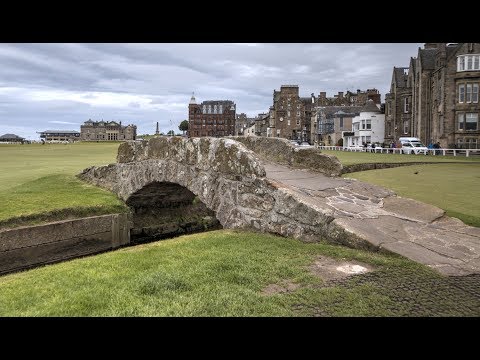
[231, 136, 342, 176]
[0, 213, 131, 275]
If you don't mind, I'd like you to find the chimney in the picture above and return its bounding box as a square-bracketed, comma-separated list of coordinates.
[156, 121, 159, 135]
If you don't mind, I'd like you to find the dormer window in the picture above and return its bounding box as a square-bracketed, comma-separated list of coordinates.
[457, 54, 480, 71]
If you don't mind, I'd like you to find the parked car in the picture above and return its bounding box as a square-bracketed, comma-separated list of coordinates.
[399, 137, 428, 155]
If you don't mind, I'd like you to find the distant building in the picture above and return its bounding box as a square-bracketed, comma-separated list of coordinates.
[80, 120, 137, 141]
[38, 130, 80, 142]
[317, 88, 381, 107]
[244, 123, 256, 136]
[343, 100, 385, 147]
[0, 133, 25, 143]
[188, 94, 236, 137]
[255, 113, 269, 137]
[268, 85, 315, 143]
[312, 107, 362, 146]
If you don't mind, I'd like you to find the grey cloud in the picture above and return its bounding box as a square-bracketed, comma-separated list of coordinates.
[0, 43, 423, 139]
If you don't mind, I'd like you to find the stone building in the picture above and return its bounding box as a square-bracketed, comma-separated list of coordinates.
[386, 43, 480, 148]
[80, 120, 137, 141]
[187, 94, 236, 137]
[267, 85, 315, 143]
[255, 113, 269, 137]
[235, 113, 255, 136]
[311, 107, 362, 146]
[38, 130, 80, 142]
[317, 89, 381, 107]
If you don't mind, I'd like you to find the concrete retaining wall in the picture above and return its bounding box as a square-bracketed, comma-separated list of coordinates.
[0, 213, 131, 275]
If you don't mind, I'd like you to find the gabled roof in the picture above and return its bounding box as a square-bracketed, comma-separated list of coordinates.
[394, 67, 409, 88]
[360, 100, 381, 113]
[419, 48, 436, 70]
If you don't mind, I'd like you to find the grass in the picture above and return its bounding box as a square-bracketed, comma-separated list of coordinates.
[0, 229, 450, 317]
[0, 142, 126, 227]
[346, 163, 480, 227]
[321, 150, 480, 166]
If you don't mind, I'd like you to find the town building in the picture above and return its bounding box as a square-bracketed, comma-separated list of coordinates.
[244, 123, 256, 136]
[311, 107, 362, 146]
[235, 113, 257, 136]
[0, 133, 25, 143]
[187, 94, 236, 137]
[267, 85, 315, 143]
[317, 89, 381, 107]
[38, 130, 80, 142]
[80, 120, 137, 141]
[255, 113, 269, 137]
[386, 43, 480, 148]
[343, 100, 385, 148]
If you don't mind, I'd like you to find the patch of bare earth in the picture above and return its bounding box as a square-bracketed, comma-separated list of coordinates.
[309, 256, 374, 283]
[261, 280, 301, 296]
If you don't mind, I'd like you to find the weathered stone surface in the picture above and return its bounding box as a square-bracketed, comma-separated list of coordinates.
[232, 136, 342, 177]
[382, 196, 445, 223]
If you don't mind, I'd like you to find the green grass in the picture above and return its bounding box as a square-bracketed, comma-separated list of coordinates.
[0, 230, 441, 317]
[0, 142, 126, 227]
[321, 150, 480, 166]
[346, 163, 480, 227]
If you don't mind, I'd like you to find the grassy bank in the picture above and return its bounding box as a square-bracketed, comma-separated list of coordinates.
[2, 230, 474, 317]
[0, 142, 126, 227]
[346, 163, 480, 227]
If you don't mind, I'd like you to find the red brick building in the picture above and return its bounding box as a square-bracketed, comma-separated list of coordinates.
[187, 94, 236, 137]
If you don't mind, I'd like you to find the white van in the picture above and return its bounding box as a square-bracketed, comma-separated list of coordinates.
[399, 137, 428, 155]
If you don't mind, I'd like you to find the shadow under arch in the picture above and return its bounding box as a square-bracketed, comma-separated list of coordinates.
[126, 181, 222, 244]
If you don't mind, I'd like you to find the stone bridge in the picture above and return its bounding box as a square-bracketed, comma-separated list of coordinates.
[79, 136, 480, 276]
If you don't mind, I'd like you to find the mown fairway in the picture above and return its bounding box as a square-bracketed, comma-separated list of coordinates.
[0, 142, 126, 226]
[0, 230, 478, 317]
[346, 163, 480, 227]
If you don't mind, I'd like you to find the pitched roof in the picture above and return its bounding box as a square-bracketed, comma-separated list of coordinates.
[419, 48, 436, 70]
[39, 130, 80, 134]
[360, 100, 381, 113]
[0, 133, 24, 139]
[394, 67, 409, 88]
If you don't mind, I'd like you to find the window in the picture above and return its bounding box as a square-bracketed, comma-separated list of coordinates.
[458, 55, 480, 71]
[202, 105, 206, 114]
[297, 111, 300, 116]
[404, 97, 410, 113]
[276, 129, 280, 137]
[361, 120, 365, 130]
[287, 119, 290, 126]
[287, 111, 290, 117]
[354, 123, 359, 131]
[458, 113, 465, 130]
[403, 120, 409, 134]
[213, 105, 217, 114]
[219, 105, 223, 113]
[474, 84, 479, 103]
[339, 118, 344, 128]
[459, 84, 465, 103]
[466, 84, 472, 103]
[296, 119, 300, 126]
[466, 113, 478, 131]
[458, 113, 479, 131]
[366, 119, 372, 130]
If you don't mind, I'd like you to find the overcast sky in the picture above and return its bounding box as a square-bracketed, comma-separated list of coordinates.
[0, 43, 423, 139]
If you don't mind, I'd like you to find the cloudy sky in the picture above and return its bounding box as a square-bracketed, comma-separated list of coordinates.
[0, 43, 423, 139]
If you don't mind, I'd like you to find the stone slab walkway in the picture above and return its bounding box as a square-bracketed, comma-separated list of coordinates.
[262, 161, 480, 276]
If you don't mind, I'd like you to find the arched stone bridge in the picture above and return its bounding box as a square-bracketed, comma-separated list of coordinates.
[79, 137, 480, 276]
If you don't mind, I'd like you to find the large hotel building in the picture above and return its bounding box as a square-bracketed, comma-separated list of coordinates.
[187, 94, 236, 137]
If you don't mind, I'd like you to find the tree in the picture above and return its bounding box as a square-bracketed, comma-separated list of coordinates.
[179, 120, 189, 135]
[167, 130, 175, 136]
